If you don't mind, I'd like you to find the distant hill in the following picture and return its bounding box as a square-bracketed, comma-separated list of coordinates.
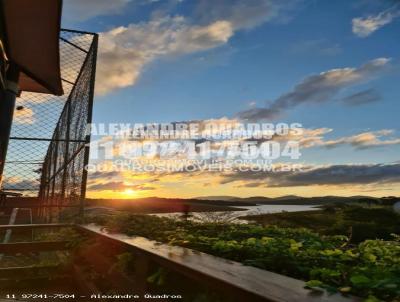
[197, 195, 306, 203]
[274, 195, 301, 200]
[196, 195, 299, 202]
[233, 196, 376, 205]
[86, 197, 255, 214]
[195, 196, 239, 201]
[193, 195, 399, 206]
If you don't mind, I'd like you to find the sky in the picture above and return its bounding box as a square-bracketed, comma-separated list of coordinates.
[60, 0, 400, 199]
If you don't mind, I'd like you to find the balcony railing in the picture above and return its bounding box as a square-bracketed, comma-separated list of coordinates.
[0, 223, 357, 302]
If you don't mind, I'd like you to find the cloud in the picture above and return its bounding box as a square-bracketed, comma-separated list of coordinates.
[88, 171, 121, 180]
[2, 176, 39, 190]
[280, 127, 333, 148]
[88, 180, 155, 191]
[220, 163, 400, 187]
[323, 130, 400, 149]
[278, 128, 400, 150]
[131, 184, 156, 191]
[341, 88, 381, 106]
[96, 0, 299, 95]
[271, 127, 400, 150]
[237, 57, 391, 121]
[63, 0, 132, 23]
[14, 107, 35, 125]
[352, 5, 400, 37]
[88, 181, 124, 191]
[96, 17, 234, 95]
[86, 159, 400, 192]
[273, 163, 400, 187]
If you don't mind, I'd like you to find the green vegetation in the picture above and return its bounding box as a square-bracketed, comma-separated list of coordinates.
[87, 205, 400, 301]
[243, 204, 400, 243]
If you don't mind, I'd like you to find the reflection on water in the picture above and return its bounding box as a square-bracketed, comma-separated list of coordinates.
[151, 204, 320, 223]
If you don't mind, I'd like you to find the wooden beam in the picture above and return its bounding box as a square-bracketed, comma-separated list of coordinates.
[0, 223, 73, 231]
[0, 241, 70, 254]
[0, 205, 80, 209]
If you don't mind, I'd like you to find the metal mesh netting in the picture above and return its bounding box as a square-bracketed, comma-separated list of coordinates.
[1, 29, 98, 221]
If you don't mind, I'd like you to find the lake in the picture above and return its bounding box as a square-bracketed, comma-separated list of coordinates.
[151, 204, 320, 223]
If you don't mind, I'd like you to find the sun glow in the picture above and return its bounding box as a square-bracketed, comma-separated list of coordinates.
[123, 188, 136, 196]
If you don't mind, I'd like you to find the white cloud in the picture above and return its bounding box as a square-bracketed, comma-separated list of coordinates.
[352, 5, 400, 37]
[323, 130, 400, 149]
[14, 107, 35, 125]
[96, 17, 234, 95]
[272, 127, 400, 150]
[94, 0, 299, 95]
[281, 127, 333, 148]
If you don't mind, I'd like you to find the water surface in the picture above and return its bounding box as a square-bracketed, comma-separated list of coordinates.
[152, 204, 320, 223]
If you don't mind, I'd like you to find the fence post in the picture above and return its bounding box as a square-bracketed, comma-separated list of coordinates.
[60, 99, 72, 220]
[50, 139, 58, 223]
[79, 34, 98, 222]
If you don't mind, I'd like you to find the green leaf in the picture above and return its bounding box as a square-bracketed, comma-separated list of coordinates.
[363, 295, 381, 302]
[350, 274, 371, 286]
[364, 253, 377, 262]
[305, 280, 324, 288]
[339, 287, 351, 293]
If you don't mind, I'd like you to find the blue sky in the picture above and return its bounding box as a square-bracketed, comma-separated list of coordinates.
[61, 0, 400, 198]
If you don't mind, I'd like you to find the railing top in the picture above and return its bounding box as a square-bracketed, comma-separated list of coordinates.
[0, 223, 73, 230]
[0, 191, 22, 197]
[78, 224, 357, 302]
[61, 28, 98, 36]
